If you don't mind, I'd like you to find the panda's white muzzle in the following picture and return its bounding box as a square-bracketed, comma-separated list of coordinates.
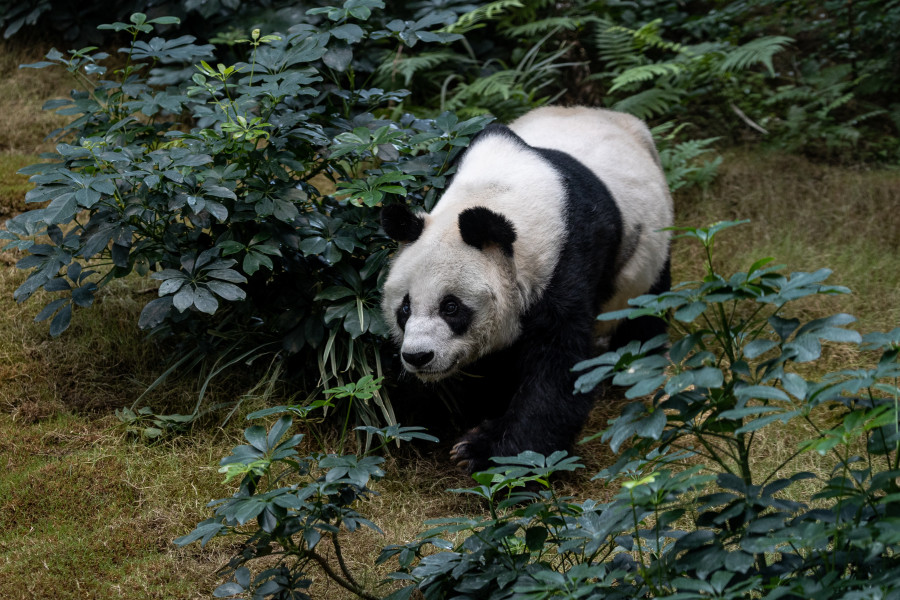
[399, 317, 462, 380]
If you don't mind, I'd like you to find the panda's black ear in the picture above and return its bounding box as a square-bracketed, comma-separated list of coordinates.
[382, 204, 425, 243]
[458, 207, 517, 257]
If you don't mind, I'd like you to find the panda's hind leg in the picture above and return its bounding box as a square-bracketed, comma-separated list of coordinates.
[608, 255, 671, 351]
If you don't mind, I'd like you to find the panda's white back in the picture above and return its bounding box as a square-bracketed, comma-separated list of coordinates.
[508, 106, 673, 331]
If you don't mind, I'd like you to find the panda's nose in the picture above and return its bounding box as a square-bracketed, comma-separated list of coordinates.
[402, 351, 434, 368]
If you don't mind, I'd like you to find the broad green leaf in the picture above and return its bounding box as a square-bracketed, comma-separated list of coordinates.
[49, 303, 72, 336]
[192, 287, 218, 314]
[735, 385, 789, 402]
[206, 281, 246, 302]
[744, 339, 777, 359]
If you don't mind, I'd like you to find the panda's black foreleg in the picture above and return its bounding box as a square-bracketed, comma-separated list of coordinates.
[449, 332, 595, 474]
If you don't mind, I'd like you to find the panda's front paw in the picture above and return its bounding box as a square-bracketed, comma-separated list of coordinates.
[450, 427, 493, 474]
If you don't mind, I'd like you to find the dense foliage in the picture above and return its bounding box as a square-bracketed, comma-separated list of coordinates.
[6, 0, 896, 159]
[0, 0, 304, 42]
[2, 7, 495, 430]
[181, 223, 900, 598]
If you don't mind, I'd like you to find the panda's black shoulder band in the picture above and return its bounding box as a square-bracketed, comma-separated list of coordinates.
[382, 203, 425, 243]
[458, 206, 517, 256]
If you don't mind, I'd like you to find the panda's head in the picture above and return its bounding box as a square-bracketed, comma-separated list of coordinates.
[381, 203, 523, 381]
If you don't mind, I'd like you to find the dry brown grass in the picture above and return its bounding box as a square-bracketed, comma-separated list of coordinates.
[0, 412, 240, 599]
[0, 253, 254, 597]
[0, 37, 71, 155]
[674, 149, 900, 337]
[0, 36, 71, 219]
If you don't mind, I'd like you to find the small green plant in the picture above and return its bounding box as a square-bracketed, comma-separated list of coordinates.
[115, 406, 194, 440]
[175, 379, 438, 599]
[247, 374, 387, 453]
[652, 122, 722, 192]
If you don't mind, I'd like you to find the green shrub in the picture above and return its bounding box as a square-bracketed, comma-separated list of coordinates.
[175, 402, 437, 599]
[2, 7, 490, 429]
[182, 222, 900, 599]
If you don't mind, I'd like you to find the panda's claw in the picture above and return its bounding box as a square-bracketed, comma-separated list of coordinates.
[450, 441, 472, 472]
[450, 428, 493, 474]
[449, 440, 468, 462]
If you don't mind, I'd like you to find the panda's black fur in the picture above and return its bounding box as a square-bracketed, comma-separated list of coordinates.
[381, 107, 672, 473]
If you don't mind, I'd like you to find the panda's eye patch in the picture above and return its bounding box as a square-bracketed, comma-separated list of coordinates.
[440, 298, 459, 316]
[396, 294, 412, 330]
[439, 295, 473, 336]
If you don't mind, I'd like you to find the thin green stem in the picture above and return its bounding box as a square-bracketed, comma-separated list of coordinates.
[331, 532, 361, 590]
[760, 445, 809, 486]
[305, 550, 379, 600]
[691, 434, 738, 476]
[629, 490, 657, 596]
[338, 396, 354, 455]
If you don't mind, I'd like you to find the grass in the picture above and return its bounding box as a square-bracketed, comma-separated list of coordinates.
[675, 150, 900, 338]
[0, 414, 233, 598]
[1, 32, 899, 596]
[0, 154, 41, 219]
[0, 37, 70, 156]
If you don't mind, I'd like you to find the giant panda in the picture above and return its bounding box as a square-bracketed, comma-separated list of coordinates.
[380, 106, 673, 474]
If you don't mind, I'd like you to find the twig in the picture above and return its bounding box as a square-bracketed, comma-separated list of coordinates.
[306, 551, 379, 600]
[730, 102, 769, 135]
[332, 532, 362, 590]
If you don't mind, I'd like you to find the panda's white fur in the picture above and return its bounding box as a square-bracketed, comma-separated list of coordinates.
[381, 133, 568, 379]
[508, 106, 672, 335]
[380, 106, 672, 471]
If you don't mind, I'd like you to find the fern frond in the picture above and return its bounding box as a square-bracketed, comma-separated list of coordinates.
[609, 62, 685, 92]
[595, 19, 640, 71]
[608, 19, 691, 55]
[656, 132, 722, 191]
[820, 91, 855, 115]
[852, 108, 888, 124]
[447, 70, 521, 104]
[377, 50, 463, 86]
[764, 84, 815, 105]
[468, 71, 521, 98]
[504, 15, 590, 38]
[612, 87, 683, 120]
[718, 35, 793, 76]
[663, 137, 721, 162]
[444, 0, 525, 34]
